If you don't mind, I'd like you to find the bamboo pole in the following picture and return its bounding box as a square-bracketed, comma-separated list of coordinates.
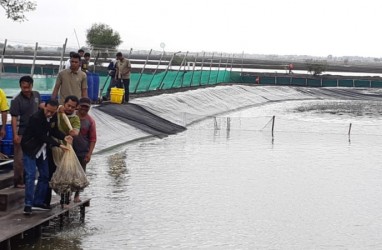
[198, 52, 206, 86]
[0, 39, 7, 78]
[58, 38, 68, 72]
[30, 42, 38, 76]
[222, 54, 231, 82]
[190, 53, 198, 86]
[207, 52, 215, 84]
[171, 51, 188, 88]
[158, 51, 181, 90]
[216, 52, 223, 83]
[134, 49, 152, 93]
[230, 54, 234, 72]
[147, 51, 164, 91]
[241, 51, 244, 74]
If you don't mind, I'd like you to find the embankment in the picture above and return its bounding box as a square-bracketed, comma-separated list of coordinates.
[92, 85, 382, 154]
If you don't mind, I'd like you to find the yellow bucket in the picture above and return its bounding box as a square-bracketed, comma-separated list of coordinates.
[110, 88, 125, 104]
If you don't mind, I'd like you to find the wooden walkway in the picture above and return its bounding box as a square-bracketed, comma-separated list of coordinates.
[0, 197, 90, 249]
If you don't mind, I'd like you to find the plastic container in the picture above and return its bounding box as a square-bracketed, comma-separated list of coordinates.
[87, 72, 94, 101]
[2, 124, 13, 141]
[1, 140, 13, 156]
[92, 73, 100, 102]
[1, 124, 13, 156]
[110, 88, 125, 104]
[40, 94, 51, 103]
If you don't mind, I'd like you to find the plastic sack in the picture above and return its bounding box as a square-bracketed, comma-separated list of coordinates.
[50, 143, 89, 194]
[50, 111, 89, 193]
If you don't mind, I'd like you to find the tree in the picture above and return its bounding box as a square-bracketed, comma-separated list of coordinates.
[0, 0, 36, 21]
[86, 23, 122, 53]
[306, 60, 327, 76]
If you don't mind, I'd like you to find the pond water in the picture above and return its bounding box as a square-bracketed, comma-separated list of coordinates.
[15, 99, 382, 249]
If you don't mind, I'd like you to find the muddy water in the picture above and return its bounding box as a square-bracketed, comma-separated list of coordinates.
[15, 99, 382, 249]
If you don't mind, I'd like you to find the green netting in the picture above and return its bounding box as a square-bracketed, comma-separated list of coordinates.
[338, 79, 353, 87]
[354, 80, 370, 88]
[100, 70, 241, 95]
[307, 79, 321, 87]
[322, 79, 338, 87]
[276, 77, 291, 85]
[291, 78, 306, 86]
[371, 81, 382, 88]
[2, 71, 382, 100]
[260, 76, 276, 84]
[240, 75, 258, 83]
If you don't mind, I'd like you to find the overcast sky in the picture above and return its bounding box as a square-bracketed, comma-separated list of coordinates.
[1, 0, 382, 57]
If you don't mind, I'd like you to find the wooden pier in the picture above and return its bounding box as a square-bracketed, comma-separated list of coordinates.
[0, 161, 90, 250]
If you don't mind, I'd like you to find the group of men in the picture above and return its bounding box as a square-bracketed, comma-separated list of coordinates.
[64, 50, 132, 104]
[6, 50, 97, 215]
[1, 49, 133, 214]
[64, 49, 91, 73]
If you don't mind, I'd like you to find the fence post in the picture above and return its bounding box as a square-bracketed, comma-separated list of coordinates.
[58, 38, 67, 72]
[135, 49, 152, 93]
[30, 42, 38, 76]
[147, 51, 165, 91]
[216, 52, 222, 84]
[190, 53, 198, 87]
[0, 39, 7, 78]
[207, 52, 214, 84]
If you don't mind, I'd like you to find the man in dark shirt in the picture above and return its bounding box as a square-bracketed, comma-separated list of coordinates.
[21, 99, 71, 215]
[10, 75, 41, 188]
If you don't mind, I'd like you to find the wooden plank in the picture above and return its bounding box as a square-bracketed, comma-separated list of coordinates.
[0, 197, 90, 242]
[0, 187, 24, 211]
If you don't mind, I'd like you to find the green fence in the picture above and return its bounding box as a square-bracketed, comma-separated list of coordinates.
[2, 71, 382, 100]
[0, 70, 242, 98]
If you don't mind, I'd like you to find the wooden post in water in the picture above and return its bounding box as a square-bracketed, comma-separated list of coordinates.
[30, 42, 38, 76]
[0, 39, 7, 78]
[271, 115, 275, 137]
[348, 123, 352, 136]
[214, 116, 218, 130]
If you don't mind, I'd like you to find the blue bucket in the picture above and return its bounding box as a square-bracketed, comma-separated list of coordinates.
[1, 124, 13, 141]
[40, 94, 51, 103]
[1, 140, 13, 156]
[1, 124, 13, 155]
[87, 72, 94, 101]
[92, 73, 100, 102]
